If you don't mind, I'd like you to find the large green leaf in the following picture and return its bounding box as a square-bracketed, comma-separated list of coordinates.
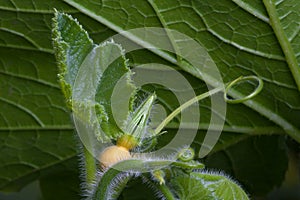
[0, 130, 77, 192]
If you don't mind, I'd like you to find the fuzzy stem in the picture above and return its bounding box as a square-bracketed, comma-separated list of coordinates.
[83, 146, 96, 185]
[158, 184, 176, 200]
[93, 159, 173, 200]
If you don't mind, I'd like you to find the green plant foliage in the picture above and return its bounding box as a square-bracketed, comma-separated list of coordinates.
[53, 12, 136, 141]
[170, 171, 250, 200]
[0, 130, 77, 192]
[52, 11, 93, 107]
[192, 172, 249, 199]
[1, 0, 300, 199]
[170, 174, 214, 200]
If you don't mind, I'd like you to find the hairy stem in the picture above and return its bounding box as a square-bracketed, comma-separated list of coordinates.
[83, 146, 96, 186]
[158, 184, 176, 200]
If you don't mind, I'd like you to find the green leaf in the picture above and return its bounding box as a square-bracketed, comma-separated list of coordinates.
[204, 135, 288, 196]
[170, 174, 213, 200]
[0, 0, 75, 13]
[170, 171, 249, 200]
[93, 42, 136, 139]
[0, 130, 77, 192]
[52, 11, 93, 107]
[0, 47, 70, 127]
[192, 172, 249, 200]
[53, 12, 137, 140]
[71, 41, 136, 141]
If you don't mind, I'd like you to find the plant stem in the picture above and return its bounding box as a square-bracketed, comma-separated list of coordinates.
[154, 75, 264, 135]
[83, 145, 96, 186]
[263, 0, 300, 91]
[158, 184, 176, 200]
[154, 87, 223, 135]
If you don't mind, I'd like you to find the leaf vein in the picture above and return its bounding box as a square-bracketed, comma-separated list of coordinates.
[232, 0, 270, 23]
[0, 71, 60, 89]
[0, 97, 45, 127]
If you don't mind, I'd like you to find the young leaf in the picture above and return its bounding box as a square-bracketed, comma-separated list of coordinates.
[52, 11, 94, 107]
[94, 42, 136, 139]
[72, 41, 136, 140]
[192, 172, 249, 200]
[53, 11, 136, 140]
[170, 174, 213, 200]
[170, 171, 249, 200]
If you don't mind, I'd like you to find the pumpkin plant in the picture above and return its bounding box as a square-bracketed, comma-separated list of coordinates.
[1, 1, 300, 199]
[51, 11, 266, 199]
